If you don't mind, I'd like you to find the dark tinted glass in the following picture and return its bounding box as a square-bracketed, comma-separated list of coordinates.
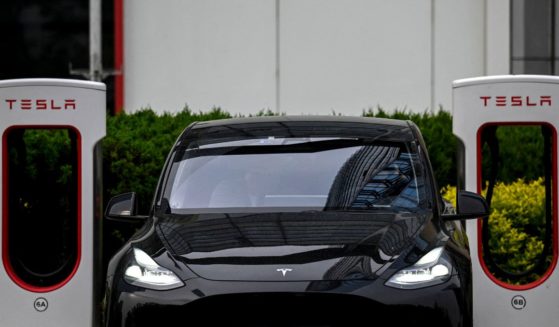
[161, 137, 427, 213]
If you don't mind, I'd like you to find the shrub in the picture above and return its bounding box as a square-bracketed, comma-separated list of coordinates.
[480, 125, 549, 186]
[442, 179, 550, 284]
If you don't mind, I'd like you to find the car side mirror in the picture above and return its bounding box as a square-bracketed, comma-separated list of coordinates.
[442, 190, 490, 221]
[105, 192, 148, 222]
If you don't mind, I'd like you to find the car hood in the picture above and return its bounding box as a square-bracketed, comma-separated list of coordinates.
[155, 211, 429, 281]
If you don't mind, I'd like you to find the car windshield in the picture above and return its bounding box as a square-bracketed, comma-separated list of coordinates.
[159, 136, 428, 214]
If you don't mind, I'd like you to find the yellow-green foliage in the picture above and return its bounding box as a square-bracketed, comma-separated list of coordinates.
[442, 179, 547, 280]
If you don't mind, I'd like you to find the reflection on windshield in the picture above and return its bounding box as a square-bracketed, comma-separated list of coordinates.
[163, 138, 425, 212]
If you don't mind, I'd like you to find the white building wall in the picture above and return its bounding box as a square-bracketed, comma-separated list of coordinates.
[434, 0, 485, 111]
[280, 0, 431, 115]
[124, 0, 276, 114]
[486, 0, 510, 76]
[124, 0, 507, 115]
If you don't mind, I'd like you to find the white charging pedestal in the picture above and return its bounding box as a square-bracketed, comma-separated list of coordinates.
[453, 75, 559, 327]
[0, 79, 105, 327]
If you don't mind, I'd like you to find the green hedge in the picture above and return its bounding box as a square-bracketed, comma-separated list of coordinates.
[443, 180, 550, 284]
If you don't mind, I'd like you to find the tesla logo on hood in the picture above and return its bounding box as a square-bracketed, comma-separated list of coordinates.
[277, 268, 293, 277]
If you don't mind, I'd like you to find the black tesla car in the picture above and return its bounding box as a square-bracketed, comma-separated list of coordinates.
[104, 116, 489, 327]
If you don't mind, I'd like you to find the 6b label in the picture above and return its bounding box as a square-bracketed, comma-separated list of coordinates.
[511, 295, 526, 310]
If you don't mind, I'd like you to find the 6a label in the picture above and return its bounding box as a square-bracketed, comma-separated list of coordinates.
[34, 298, 48, 312]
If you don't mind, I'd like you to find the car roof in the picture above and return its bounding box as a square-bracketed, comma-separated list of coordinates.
[191, 115, 410, 129]
[179, 115, 415, 144]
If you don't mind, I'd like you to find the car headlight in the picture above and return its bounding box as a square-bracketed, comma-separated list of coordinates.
[124, 248, 184, 290]
[385, 246, 452, 289]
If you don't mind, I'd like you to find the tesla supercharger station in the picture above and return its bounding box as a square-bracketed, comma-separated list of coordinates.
[0, 79, 105, 326]
[453, 75, 559, 326]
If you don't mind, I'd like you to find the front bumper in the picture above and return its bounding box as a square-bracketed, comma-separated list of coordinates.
[106, 274, 470, 327]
